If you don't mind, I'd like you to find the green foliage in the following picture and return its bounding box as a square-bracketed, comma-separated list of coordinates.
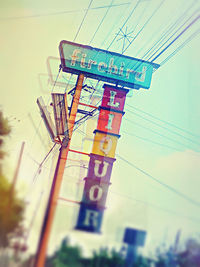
[46, 240, 125, 267]
[154, 239, 200, 267]
[46, 238, 83, 267]
[0, 174, 24, 247]
[134, 255, 152, 267]
[0, 110, 24, 248]
[177, 238, 200, 267]
[90, 247, 124, 267]
[0, 111, 11, 160]
[0, 111, 11, 136]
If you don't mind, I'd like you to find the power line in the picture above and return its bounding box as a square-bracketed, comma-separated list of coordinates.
[116, 154, 200, 208]
[127, 0, 150, 37]
[125, 108, 200, 147]
[140, 1, 197, 60]
[32, 143, 57, 183]
[126, 104, 200, 138]
[151, 14, 200, 62]
[147, 9, 200, 61]
[71, 120, 200, 210]
[110, 190, 200, 224]
[0, 3, 130, 20]
[124, 117, 189, 149]
[89, 0, 114, 45]
[73, 0, 94, 42]
[107, 0, 142, 50]
[99, 2, 132, 48]
[160, 28, 200, 66]
[121, 130, 183, 152]
[122, 0, 165, 54]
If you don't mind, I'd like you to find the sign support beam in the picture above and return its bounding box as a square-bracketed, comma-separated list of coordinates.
[34, 73, 84, 267]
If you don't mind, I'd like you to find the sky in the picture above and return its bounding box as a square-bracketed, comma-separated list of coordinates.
[1, 0, 200, 260]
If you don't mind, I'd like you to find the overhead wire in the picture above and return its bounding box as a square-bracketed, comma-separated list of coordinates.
[110, 190, 200, 224]
[66, 0, 94, 92]
[73, 0, 94, 42]
[74, 126, 200, 219]
[89, 0, 114, 45]
[122, 0, 166, 54]
[58, 172, 200, 224]
[124, 117, 189, 149]
[0, 3, 130, 20]
[160, 28, 200, 66]
[139, 0, 197, 60]
[126, 0, 150, 38]
[147, 9, 200, 61]
[25, 0, 200, 242]
[99, 2, 132, 48]
[150, 14, 200, 62]
[116, 154, 200, 208]
[126, 104, 200, 138]
[121, 130, 184, 152]
[125, 108, 200, 147]
[32, 143, 57, 183]
[107, 0, 142, 50]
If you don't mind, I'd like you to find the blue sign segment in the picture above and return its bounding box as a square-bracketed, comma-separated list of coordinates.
[87, 153, 116, 182]
[75, 204, 104, 233]
[59, 40, 160, 89]
[123, 228, 146, 246]
[82, 177, 110, 209]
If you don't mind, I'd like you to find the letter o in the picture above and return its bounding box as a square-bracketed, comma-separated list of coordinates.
[99, 136, 112, 155]
[89, 185, 103, 201]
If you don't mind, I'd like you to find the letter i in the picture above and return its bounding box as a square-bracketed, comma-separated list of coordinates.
[105, 113, 115, 130]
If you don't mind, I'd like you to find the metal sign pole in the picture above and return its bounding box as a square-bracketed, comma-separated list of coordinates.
[34, 73, 84, 267]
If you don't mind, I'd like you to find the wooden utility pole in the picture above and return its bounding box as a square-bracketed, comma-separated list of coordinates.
[34, 74, 84, 267]
[10, 141, 25, 195]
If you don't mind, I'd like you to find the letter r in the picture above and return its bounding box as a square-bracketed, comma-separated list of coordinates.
[83, 209, 99, 228]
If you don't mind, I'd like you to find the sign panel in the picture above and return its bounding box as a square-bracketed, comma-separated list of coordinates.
[123, 228, 147, 246]
[75, 83, 130, 234]
[82, 177, 110, 209]
[75, 204, 104, 233]
[92, 130, 120, 158]
[59, 40, 160, 89]
[102, 85, 129, 112]
[51, 93, 69, 136]
[87, 153, 116, 182]
[37, 96, 56, 141]
[97, 107, 124, 135]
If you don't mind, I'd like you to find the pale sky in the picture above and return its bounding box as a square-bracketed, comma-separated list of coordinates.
[1, 0, 200, 259]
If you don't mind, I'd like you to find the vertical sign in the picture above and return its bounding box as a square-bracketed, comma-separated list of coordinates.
[75, 84, 129, 233]
[51, 93, 69, 136]
[37, 96, 56, 142]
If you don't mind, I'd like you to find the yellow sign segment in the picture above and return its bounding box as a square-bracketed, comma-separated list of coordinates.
[92, 131, 119, 158]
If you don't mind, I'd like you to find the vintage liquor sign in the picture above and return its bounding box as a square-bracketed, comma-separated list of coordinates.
[75, 84, 129, 233]
[59, 40, 159, 89]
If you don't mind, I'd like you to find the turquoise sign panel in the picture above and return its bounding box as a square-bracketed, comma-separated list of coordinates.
[59, 40, 159, 89]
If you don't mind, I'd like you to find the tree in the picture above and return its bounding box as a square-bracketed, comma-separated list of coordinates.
[90, 247, 124, 267]
[154, 238, 200, 267]
[45, 239, 125, 267]
[177, 238, 200, 267]
[0, 111, 11, 161]
[46, 238, 83, 267]
[0, 110, 24, 248]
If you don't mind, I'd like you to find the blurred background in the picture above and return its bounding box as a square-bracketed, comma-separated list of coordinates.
[0, 0, 200, 266]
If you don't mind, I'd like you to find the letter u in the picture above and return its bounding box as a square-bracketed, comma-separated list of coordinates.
[94, 160, 109, 178]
